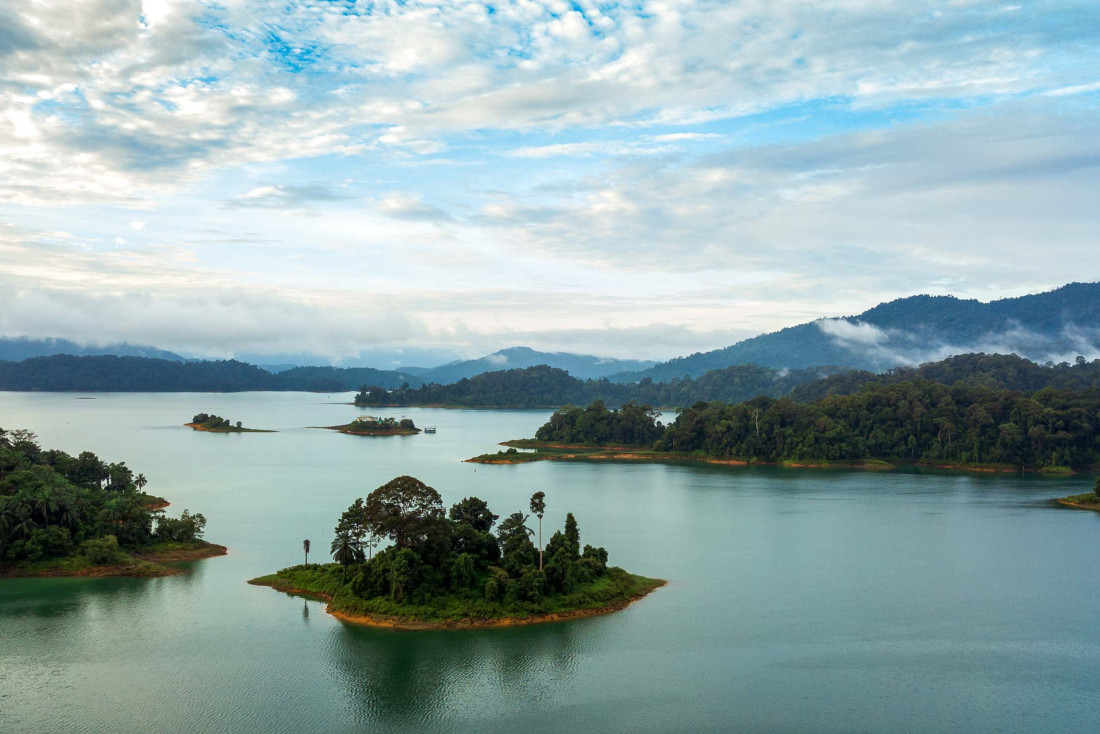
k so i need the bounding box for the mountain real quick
[0,355,419,392]
[0,337,185,362]
[413,346,656,384]
[612,282,1100,382]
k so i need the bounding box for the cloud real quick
[225,184,348,213]
[371,192,451,222]
[817,319,890,346]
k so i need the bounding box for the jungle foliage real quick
[264,477,651,621]
[0,428,206,567]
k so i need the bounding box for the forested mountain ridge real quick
[611,282,1100,381]
[0,355,421,392]
[411,346,655,384]
[0,337,185,363]
[355,363,844,409]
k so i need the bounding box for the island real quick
[186,413,274,432]
[249,476,663,629]
[467,391,1100,476]
[0,427,225,578]
[1057,479,1100,512]
[320,416,420,436]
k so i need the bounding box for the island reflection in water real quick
[322,609,592,730]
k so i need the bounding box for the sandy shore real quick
[249,577,665,631]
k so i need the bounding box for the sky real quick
[1,0,1099,368]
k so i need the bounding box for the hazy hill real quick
[0,336,185,362]
[0,355,418,392]
[612,282,1100,382]
[414,346,655,384]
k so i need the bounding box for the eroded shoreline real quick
[248,575,665,631]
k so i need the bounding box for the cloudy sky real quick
[2,0,1099,366]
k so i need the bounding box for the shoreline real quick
[316,425,420,436]
[185,422,275,433]
[467,441,1084,476]
[1,542,227,579]
[249,575,665,631]
[1055,498,1100,512]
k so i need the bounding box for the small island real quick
[321,416,420,436]
[0,428,225,578]
[186,413,274,433]
[1057,479,1100,512]
[250,476,663,629]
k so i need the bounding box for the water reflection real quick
[325,619,596,731]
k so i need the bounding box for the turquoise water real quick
[1,392,1098,733]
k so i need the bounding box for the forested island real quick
[0,428,224,577]
[186,413,273,433]
[250,476,662,628]
[322,416,420,436]
[469,376,1100,474]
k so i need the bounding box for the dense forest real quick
[0,355,419,392]
[531,379,1100,471]
[0,428,209,570]
[253,477,658,622]
[355,363,841,409]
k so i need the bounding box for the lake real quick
[1,391,1098,733]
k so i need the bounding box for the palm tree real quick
[33,491,58,530]
[330,531,362,582]
[134,474,148,491]
[12,505,38,540]
[303,538,311,565]
[530,491,546,571]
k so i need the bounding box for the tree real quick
[448,496,498,532]
[363,476,445,549]
[330,530,362,581]
[564,512,580,559]
[134,473,147,491]
[530,491,546,570]
[303,538,310,565]
[1095,477,1100,498]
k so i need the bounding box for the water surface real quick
[1,392,1098,733]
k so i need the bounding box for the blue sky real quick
[1,0,1099,367]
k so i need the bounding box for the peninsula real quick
[186,412,274,432]
[0,428,225,578]
[321,416,420,436]
[467,388,1100,476]
[250,476,663,629]
[1057,479,1100,512]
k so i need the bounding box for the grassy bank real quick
[185,422,274,433]
[1056,492,1100,512]
[249,564,664,630]
[1,540,227,578]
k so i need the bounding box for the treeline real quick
[355,363,841,409]
[790,353,1100,402]
[0,355,419,392]
[534,381,1100,470]
[0,429,205,566]
[535,401,664,445]
[328,477,613,608]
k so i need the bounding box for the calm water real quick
[1,392,1098,733]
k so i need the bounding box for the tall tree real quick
[530,491,546,571]
[362,476,445,549]
[303,538,310,565]
[330,530,361,581]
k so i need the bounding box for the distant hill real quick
[414,346,655,384]
[0,337,185,362]
[0,355,419,392]
[612,282,1100,382]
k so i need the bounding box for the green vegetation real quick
[1057,478,1100,510]
[354,363,841,409]
[474,378,1100,473]
[250,476,663,627]
[0,354,418,392]
[188,413,272,432]
[323,416,420,435]
[0,428,223,577]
